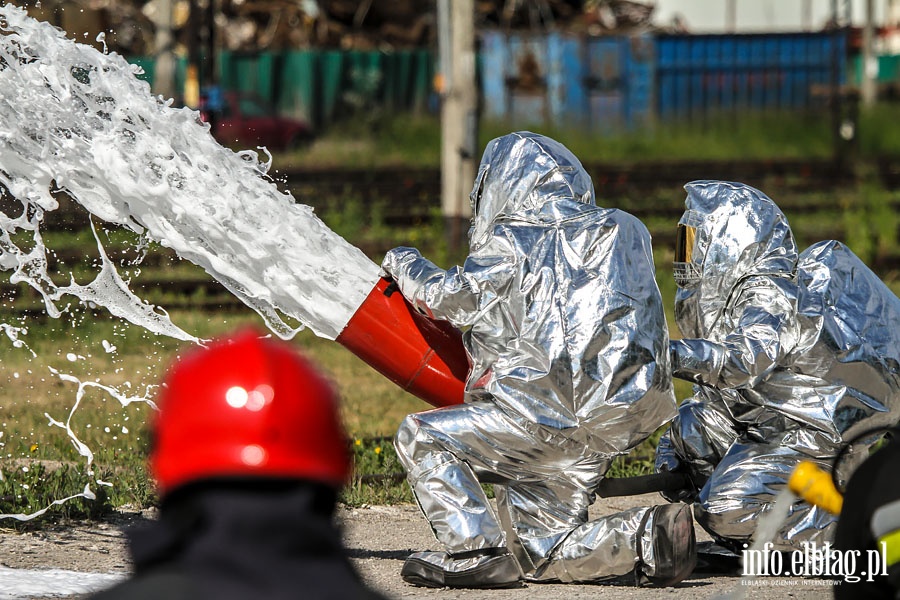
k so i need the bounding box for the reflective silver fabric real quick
[384,132,678,582]
[656,180,900,551]
[396,402,660,581]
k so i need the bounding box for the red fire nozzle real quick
[336,278,468,408]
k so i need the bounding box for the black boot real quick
[401,548,523,589]
[641,503,697,587]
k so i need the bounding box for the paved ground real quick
[0,493,840,599]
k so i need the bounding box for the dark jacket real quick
[834,435,900,600]
[91,480,388,600]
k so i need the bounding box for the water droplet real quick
[240,445,266,466]
[246,390,267,411]
[225,386,248,409]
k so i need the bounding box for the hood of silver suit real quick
[674,181,798,339]
[468,131,595,250]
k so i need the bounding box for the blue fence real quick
[656,32,847,118]
[480,31,655,130]
[128,29,848,131]
[480,29,848,129]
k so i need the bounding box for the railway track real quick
[276,156,863,223]
[12,156,875,232]
[2,157,900,315]
[5,246,900,318]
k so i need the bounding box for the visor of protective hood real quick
[675,223,696,264]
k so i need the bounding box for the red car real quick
[201,91,313,151]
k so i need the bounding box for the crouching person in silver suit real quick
[655,180,900,554]
[382,132,694,588]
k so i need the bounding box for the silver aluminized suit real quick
[655,180,900,552]
[382,132,679,583]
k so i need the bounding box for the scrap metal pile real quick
[7,0,661,54]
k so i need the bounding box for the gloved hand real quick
[381,246,421,281]
[670,338,725,387]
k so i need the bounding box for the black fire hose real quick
[595,471,693,498]
[358,469,695,497]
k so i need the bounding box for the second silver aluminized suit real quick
[655,180,900,552]
[382,132,679,583]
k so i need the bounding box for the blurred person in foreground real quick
[91,329,388,600]
[381,131,692,588]
[655,181,900,554]
[834,426,900,599]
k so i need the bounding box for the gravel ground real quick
[0,493,839,599]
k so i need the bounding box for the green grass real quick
[279,115,444,169]
[0,309,266,521]
[858,104,900,157]
[275,104,900,169]
[480,111,836,162]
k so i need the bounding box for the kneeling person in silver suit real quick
[382,132,694,588]
[655,180,900,554]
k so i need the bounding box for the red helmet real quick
[150,328,350,495]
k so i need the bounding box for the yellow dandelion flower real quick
[374,446,382,455]
[354,439,362,446]
[29,443,38,453]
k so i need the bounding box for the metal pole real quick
[439,0,477,253]
[861,0,877,107]
[151,0,177,101]
[830,0,846,166]
[185,0,200,108]
[437,0,452,92]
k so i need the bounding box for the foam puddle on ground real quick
[0,565,123,599]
